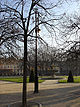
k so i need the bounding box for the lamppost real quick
[34,8,40,93]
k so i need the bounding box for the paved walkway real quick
[0,80,80,107]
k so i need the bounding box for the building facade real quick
[0,57,23,76]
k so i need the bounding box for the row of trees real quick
[27,45,58,75]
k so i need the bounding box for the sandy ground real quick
[0,80,80,107]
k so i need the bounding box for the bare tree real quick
[56,6,80,75]
[0,0,65,106]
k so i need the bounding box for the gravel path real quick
[0,80,80,107]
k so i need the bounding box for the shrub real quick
[67,71,74,83]
[29,70,35,82]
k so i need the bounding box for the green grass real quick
[0,77,44,83]
[59,76,68,79]
[58,76,80,83]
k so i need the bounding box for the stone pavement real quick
[0,80,80,107]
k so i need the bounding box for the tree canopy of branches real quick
[0,0,66,106]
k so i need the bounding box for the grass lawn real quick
[0,77,44,83]
[58,76,80,83]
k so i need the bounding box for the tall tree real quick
[0,0,65,106]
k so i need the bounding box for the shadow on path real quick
[0,83,80,106]
[28,85,80,106]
